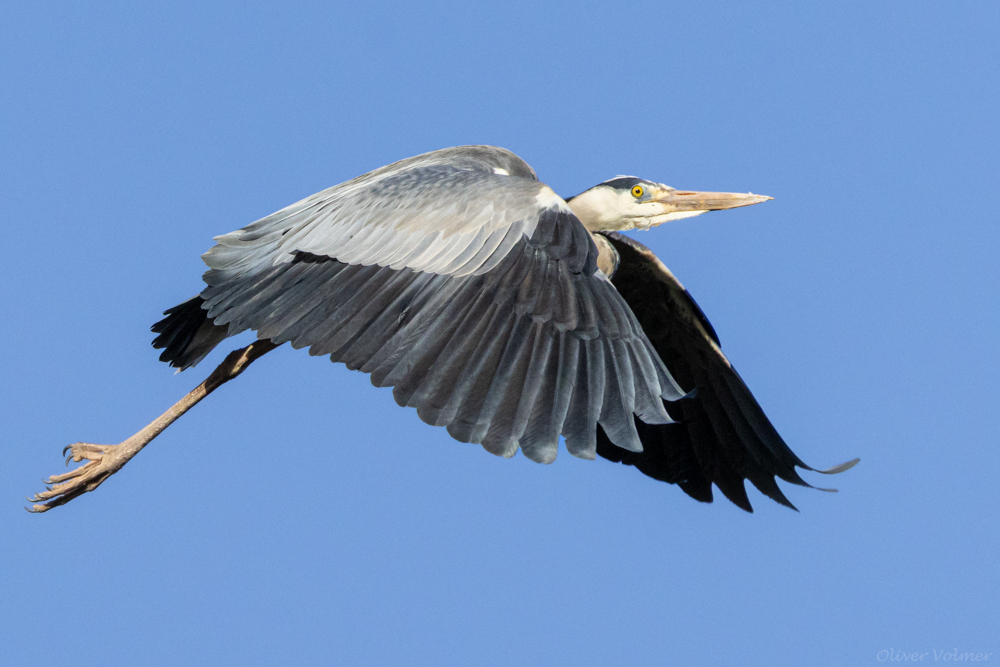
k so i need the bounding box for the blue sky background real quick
[2,2,998,665]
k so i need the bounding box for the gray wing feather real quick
[169,146,688,462]
[203,161,545,279]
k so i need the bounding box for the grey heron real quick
[30,145,857,513]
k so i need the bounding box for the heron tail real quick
[151,296,230,371]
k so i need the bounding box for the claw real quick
[27,501,54,513]
[29,442,120,512]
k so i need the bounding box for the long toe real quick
[28,442,121,512]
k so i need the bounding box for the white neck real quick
[566,188,635,231]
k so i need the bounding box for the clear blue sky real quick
[2,2,998,665]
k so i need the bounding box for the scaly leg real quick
[28,339,279,513]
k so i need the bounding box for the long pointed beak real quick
[654,190,773,212]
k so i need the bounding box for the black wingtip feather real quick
[678,479,714,504]
[596,231,863,512]
[151,297,208,357]
[151,295,228,370]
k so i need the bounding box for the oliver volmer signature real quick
[877,648,993,662]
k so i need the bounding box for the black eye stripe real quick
[600,177,647,191]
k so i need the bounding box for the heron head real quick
[565,176,772,232]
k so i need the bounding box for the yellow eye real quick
[631,185,644,198]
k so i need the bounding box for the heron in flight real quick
[30,146,857,513]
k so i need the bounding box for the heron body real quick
[147,145,856,512]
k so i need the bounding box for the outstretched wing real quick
[595,232,858,511]
[156,146,686,462]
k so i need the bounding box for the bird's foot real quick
[28,443,129,513]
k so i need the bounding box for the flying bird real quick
[30,145,857,513]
